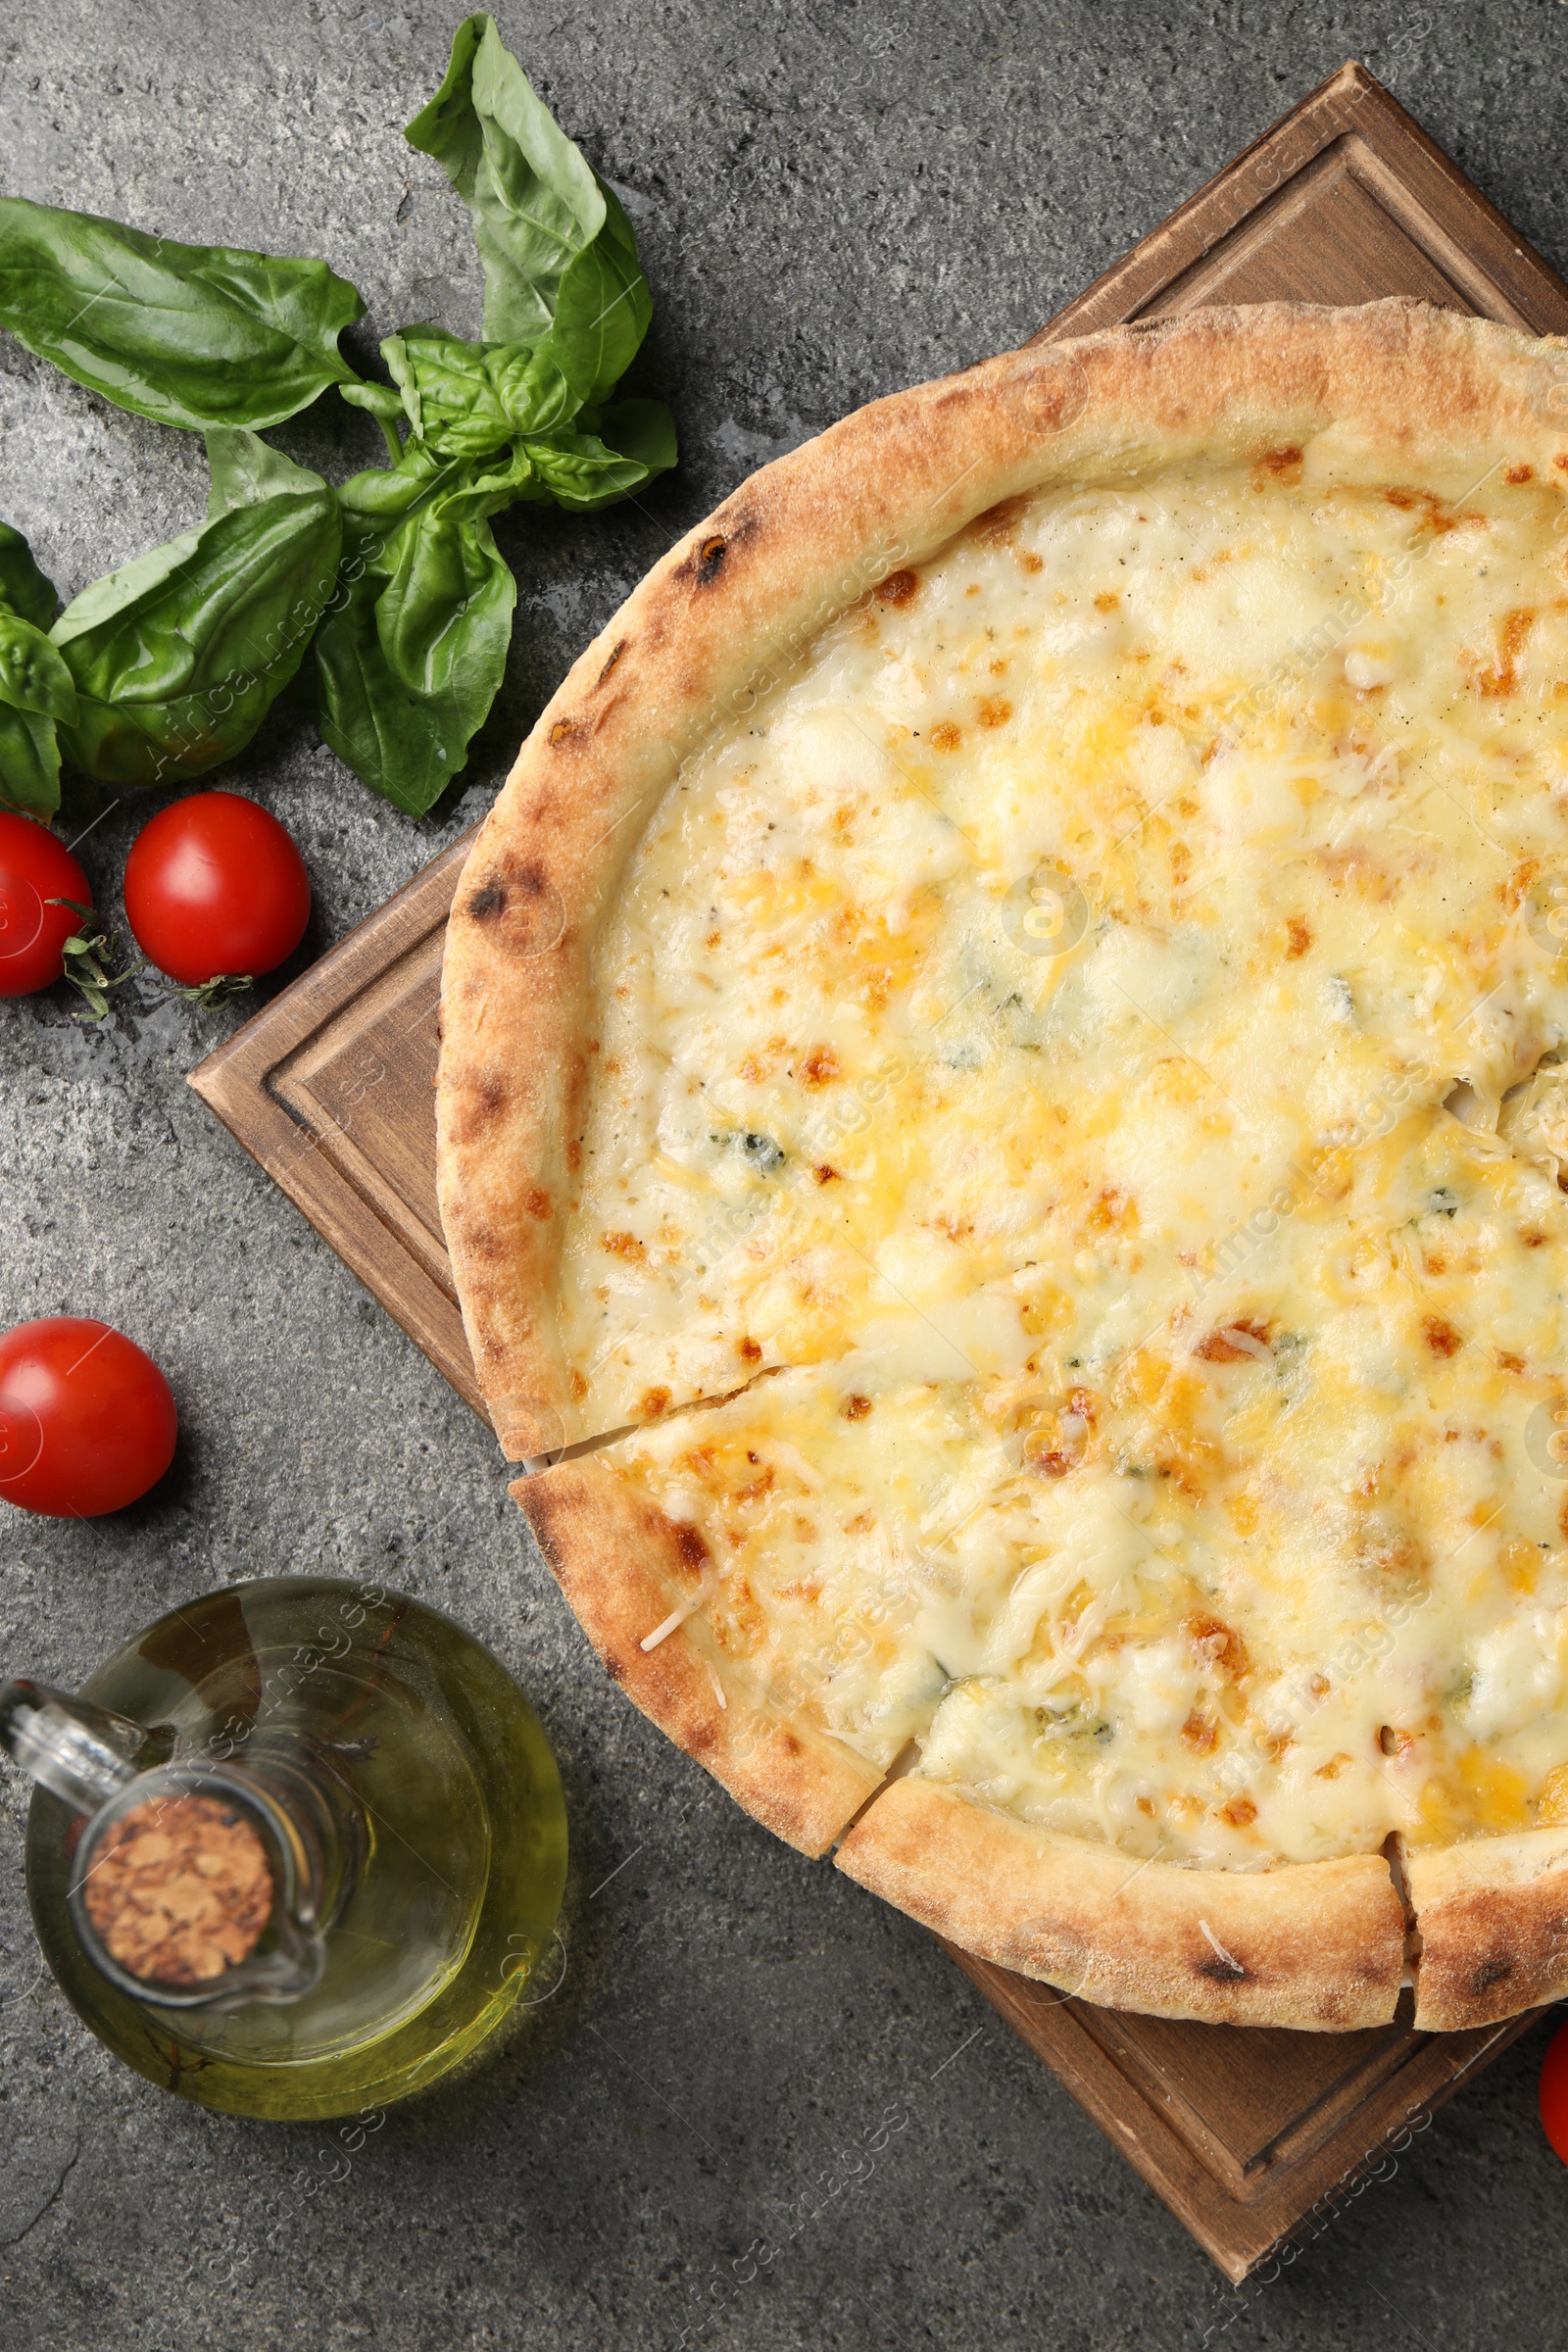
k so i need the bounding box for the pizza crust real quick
[1405,1831,1568,2032]
[835,1777,1406,2030]
[515,1455,882,1856]
[438,296,1566,1459]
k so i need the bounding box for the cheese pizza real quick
[438,300,1568,2030]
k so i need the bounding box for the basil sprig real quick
[53,431,342,791]
[0,522,73,814]
[309,15,675,813]
[0,14,676,821]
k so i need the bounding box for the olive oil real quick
[6,1576,566,2120]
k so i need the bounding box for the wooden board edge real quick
[944,1943,1551,2278]
[187,824,476,1104]
[1036,59,1568,344]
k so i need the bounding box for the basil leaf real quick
[405,14,653,398]
[382,325,578,458]
[511,397,677,512]
[314,452,514,815]
[0,195,364,431]
[52,437,341,789]
[0,612,78,721]
[337,380,406,422]
[375,502,514,700]
[206,426,331,516]
[0,521,61,630]
[0,707,62,816]
[540,196,651,407]
[0,538,70,809]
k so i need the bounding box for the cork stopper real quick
[81,1791,275,1987]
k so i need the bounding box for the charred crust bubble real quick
[464,857,561,956]
[876,568,919,607]
[677,506,758,592]
[1195,1953,1252,1983]
[596,639,628,687]
[549,718,576,747]
[472,1071,510,1124]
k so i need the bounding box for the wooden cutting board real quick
[189,62,1567,2280]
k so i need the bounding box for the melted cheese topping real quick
[559,435,1568,1866]
[601,1105,1568,1860]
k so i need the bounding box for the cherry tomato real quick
[0,1317,177,1518]
[0,812,90,998]
[1542,2018,1568,2164]
[123,791,311,987]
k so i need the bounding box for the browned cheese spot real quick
[1186,1612,1250,1680]
[875,568,919,607]
[842,1395,872,1421]
[738,1336,763,1364]
[1477,607,1537,698]
[973,495,1029,545]
[1287,914,1312,957]
[641,1386,672,1420]
[930,721,962,752]
[674,1518,710,1571]
[1085,1187,1136,1235]
[1194,1318,1272,1363]
[1423,1315,1463,1357]
[602,1231,646,1260]
[1256,446,1303,485]
[798,1047,841,1087]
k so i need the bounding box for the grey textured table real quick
[2,6,1566,2348]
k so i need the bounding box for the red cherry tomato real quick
[1542,2019,1568,2164]
[123,791,311,987]
[0,812,90,998]
[0,1317,177,1518]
